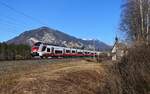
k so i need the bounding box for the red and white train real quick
[31,42,99,58]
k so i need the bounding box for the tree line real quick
[0,42,31,60]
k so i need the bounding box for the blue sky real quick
[0,0,122,45]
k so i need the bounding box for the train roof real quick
[34,42,67,47]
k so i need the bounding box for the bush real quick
[104,44,150,94]
[117,44,150,94]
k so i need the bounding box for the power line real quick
[0,15,34,34]
[0,18,18,27]
[0,1,47,26]
[0,17,27,28]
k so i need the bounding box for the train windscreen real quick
[34,42,42,46]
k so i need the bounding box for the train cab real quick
[31,42,43,57]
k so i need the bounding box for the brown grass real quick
[0,59,111,94]
[1,45,149,94]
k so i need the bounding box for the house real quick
[111,37,127,61]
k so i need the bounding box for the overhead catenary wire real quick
[0,18,21,28]
[0,1,49,35]
[0,16,34,33]
[0,1,48,26]
[0,17,28,28]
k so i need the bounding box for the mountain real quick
[7,27,112,51]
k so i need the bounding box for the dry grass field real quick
[0,59,112,94]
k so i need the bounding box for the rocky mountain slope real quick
[7,27,111,51]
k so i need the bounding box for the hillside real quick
[7,27,111,51]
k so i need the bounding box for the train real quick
[31,42,100,58]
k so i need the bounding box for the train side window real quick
[42,46,46,51]
[47,48,50,52]
[72,50,76,53]
[78,52,83,54]
[55,50,62,54]
[66,50,70,53]
[85,52,88,54]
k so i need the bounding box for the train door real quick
[51,47,54,54]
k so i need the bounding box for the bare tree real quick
[120,0,150,43]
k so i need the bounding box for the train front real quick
[31,42,43,57]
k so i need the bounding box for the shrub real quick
[117,44,150,94]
